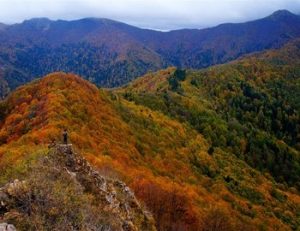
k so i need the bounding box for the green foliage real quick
[168,69,186,93]
[0,148,47,186]
[270,188,287,202]
[189,153,219,178]
[225,178,265,205]
[121,71,300,188]
[273,208,299,230]
[119,40,300,192]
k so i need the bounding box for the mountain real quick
[120,39,300,188]
[0,17,165,98]
[117,39,300,229]
[0,23,7,30]
[0,40,300,230]
[0,10,300,98]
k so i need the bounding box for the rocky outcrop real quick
[0,223,16,231]
[0,145,156,231]
[54,144,155,231]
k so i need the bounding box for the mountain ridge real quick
[2,9,299,31]
[0,10,300,98]
[1,40,300,229]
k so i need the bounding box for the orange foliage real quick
[0,72,299,231]
[132,177,201,231]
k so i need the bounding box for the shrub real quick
[5,155,118,230]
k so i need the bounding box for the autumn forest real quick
[0,8,300,231]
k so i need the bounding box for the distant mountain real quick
[0,23,7,30]
[142,10,300,67]
[0,10,300,97]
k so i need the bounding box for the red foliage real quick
[132,177,201,231]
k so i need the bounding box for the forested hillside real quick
[0,40,300,230]
[120,39,300,189]
[0,10,300,98]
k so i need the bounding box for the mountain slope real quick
[0,68,299,230]
[0,73,207,230]
[116,40,300,229]
[0,10,300,98]
[119,39,300,188]
[0,18,165,97]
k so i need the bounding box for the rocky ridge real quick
[0,144,156,231]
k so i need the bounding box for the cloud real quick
[0,0,299,30]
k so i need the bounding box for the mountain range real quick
[0,37,299,230]
[0,10,300,98]
[0,8,300,230]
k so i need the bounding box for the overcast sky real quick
[0,0,300,30]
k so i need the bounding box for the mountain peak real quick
[268,9,297,19]
[22,17,52,29]
[23,17,52,24]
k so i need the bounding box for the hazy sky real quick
[0,0,300,30]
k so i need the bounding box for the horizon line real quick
[0,9,299,32]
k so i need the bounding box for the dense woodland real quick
[119,40,300,230]
[122,41,300,190]
[0,40,299,230]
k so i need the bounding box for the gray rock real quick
[0,223,17,231]
[7,224,16,231]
